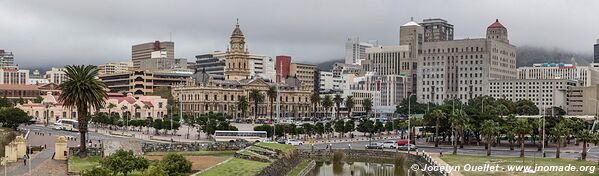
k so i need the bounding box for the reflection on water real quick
[311,160,419,176]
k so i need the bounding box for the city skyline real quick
[0,0,598,67]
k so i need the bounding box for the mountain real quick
[316,59,344,71]
[516,46,593,67]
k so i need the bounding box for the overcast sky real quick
[1,0,598,68]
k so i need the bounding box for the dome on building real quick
[488,19,505,28]
[231,19,244,37]
[402,21,421,27]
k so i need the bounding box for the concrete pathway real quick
[428,152,463,176]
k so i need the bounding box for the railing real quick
[420,150,451,176]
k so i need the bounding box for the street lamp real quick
[407,92,412,154]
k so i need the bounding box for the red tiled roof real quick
[141,101,154,107]
[488,19,505,28]
[115,97,136,104]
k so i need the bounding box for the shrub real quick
[82,167,111,176]
[100,149,149,176]
[143,165,169,176]
[157,153,192,176]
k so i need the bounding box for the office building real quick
[290,63,317,91]
[417,19,517,104]
[275,56,292,83]
[98,61,133,75]
[45,67,67,85]
[319,71,335,92]
[420,18,454,42]
[139,50,189,72]
[248,54,275,81]
[594,39,599,63]
[345,37,377,65]
[331,63,362,77]
[518,63,596,87]
[399,20,424,95]
[132,41,174,67]
[0,66,29,85]
[567,85,599,115]
[362,45,410,76]
[195,51,274,81]
[0,49,14,67]
[99,70,191,96]
[489,79,576,112]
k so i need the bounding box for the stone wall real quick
[69,147,103,156]
[297,160,316,176]
[256,153,302,176]
[141,142,250,153]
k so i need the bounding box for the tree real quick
[267,86,277,120]
[449,110,467,155]
[0,108,33,129]
[142,165,168,176]
[374,121,384,136]
[333,94,343,119]
[427,109,445,147]
[577,129,594,160]
[334,120,345,137]
[237,96,249,120]
[310,92,321,118]
[33,96,44,103]
[100,149,149,176]
[324,122,333,138]
[384,121,393,135]
[322,95,333,118]
[153,119,164,135]
[315,122,325,138]
[345,96,354,118]
[249,89,264,123]
[15,97,25,105]
[363,98,373,117]
[480,120,499,156]
[515,99,538,115]
[0,96,12,108]
[513,119,530,157]
[551,121,570,158]
[254,124,274,137]
[344,120,355,137]
[59,65,107,158]
[157,153,192,176]
[82,167,112,176]
[107,103,117,116]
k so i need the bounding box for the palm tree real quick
[59,65,107,158]
[249,90,264,123]
[345,96,354,118]
[310,92,321,118]
[237,96,249,120]
[107,103,116,116]
[333,94,343,119]
[577,129,594,160]
[363,98,373,117]
[428,109,445,147]
[513,119,530,158]
[449,109,466,155]
[321,95,333,118]
[267,86,277,120]
[480,120,499,156]
[551,121,570,158]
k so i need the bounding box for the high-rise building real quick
[99,70,190,96]
[0,66,29,85]
[248,54,275,81]
[98,61,133,75]
[489,79,575,112]
[195,51,227,80]
[45,67,67,85]
[345,37,376,65]
[417,19,517,104]
[420,18,454,42]
[132,41,174,67]
[594,39,599,63]
[567,85,599,115]
[139,50,189,72]
[362,45,410,76]
[290,63,317,91]
[399,20,424,95]
[275,56,292,83]
[517,63,597,87]
[0,49,14,67]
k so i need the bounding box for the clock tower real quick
[224,20,251,80]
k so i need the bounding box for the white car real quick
[381,140,397,149]
[286,139,303,146]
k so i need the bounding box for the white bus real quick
[53,119,79,132]
[213,130,267,142]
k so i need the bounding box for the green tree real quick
[142,165,168,176]
[363,98,373,117]
[157,153,192,176]
[0,96,12,107]
[345,96,354,118]
[324,122,333,138]
[322,95,333,118]
[237,96,249,120]
[310,92,321,118]
[15,97,25,105]
[374,121,384,136]
[254,124,273,137]
[315,122,325,138]
[384,121,393,135]
[106,103,117,116]
[515,99,539,115]
[577,129,594,160]
[551,121,570,158]
[344,120,355,136]
[480,120,499,156]
[58,65,107,158]
[33,96,44,103]
[427,109,445,147]
[0,108,33,129]
[449,110,467,155]
[82,167,111,176]
[267,86,277,120]
[513,119,530,157]
[249,89,264,123]
[333,94,343,119]
[101,149,149,176]
[334,120,345,137]
[153,119,164,135]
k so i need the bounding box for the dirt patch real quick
[145,155,231,171]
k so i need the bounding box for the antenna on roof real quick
[410,17,414,21]
[169,32,172,42]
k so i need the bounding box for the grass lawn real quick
[248,146,274,153]
[256,142,296,155]
[287,159,310,176]
[237,150,270,160]
[144,150,236,157]
[441,154,599,176]
[69,156,102,173]
[199,158,271,176]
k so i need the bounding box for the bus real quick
[53,119,79,132]
[213,130,267,142]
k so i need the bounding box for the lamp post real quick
[407,92,412,154]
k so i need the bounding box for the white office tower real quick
[345,37,376,65]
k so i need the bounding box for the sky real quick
[1,0,598,68]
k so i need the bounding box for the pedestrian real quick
[439,149,443,157]
[23,154,28,166]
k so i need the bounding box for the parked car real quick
[381,140,397,149]
[396,140,414,146]
[365,142,383,149]
[398,144,417,151]
[286,139,303,146]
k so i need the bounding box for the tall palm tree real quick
[249,90,264,123]
[428,109,445,147]
[107,103,116,116]
[449,109,466,155]
[551,121,570,158]
[513,118,530,158]
[577,129,594,160]
[345,96,354,118]
[333,94,343,119]
[59,65,107,158]
[237,95,249,120]
[267,86,277,120]
[480,120,499,156]
[363,98,373,117]
[322,95,333,118]
[310,92,321,118]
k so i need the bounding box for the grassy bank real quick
[441,154,599,176]
[287,159,311,176]
[69,156,102,173]
[198,158,271,176]
[144,150,236,157]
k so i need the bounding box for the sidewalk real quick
[428,152,463,176]
[91,127,211,143]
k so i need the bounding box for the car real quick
[286,139,303,146]
[398,144,417,151]
[381,140,397,149]
[396,140,412,146]
[365,142,383,149]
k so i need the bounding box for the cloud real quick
[0,0,597,67]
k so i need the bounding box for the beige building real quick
[517,63,598,87]
[99,70,190,97]
[224,21,252,81]
[489,79,576,113]
[362,45,410,76]
[98,61,133,75]
[290,63,316,91]
[45,67,67,85]
[0,66,29,85]
[567,85,599,115]
[132,41,174,67]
